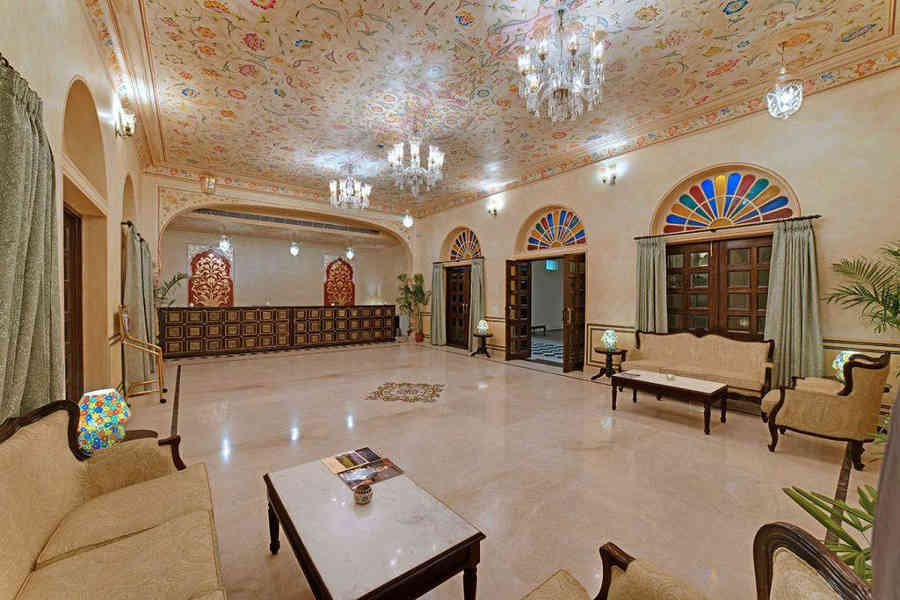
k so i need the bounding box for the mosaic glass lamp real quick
[832,351,860,383]
[77,388,131,454]
[476,319,490,335]
[601,329,618,351]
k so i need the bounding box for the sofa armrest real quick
[770,388,872,440]
[83,431,184,498]
[597,543,707,600]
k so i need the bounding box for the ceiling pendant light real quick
[329,165,371,211]
[516,1,605,122]
[218,234,231,252]
[402,212,414,229]
[767,42,803,120]
[345,246,355,261]
[388,131,444,197]
[289,241,300,256]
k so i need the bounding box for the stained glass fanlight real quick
[450,229,482,260]
[526,208,586,250]
[662,171,795,234]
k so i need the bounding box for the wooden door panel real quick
[562,254,586,372]
[445,266,471,349]
[63,207,83,403]
[505,260,531,360]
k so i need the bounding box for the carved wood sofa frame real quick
[634,329,775,403]
[754,522,871,600]
[761,352,890,470]
[0,400,185,469]
[596,543,635,600]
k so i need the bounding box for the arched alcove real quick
[650,163,801,235]
[440,227,483,261]
[122,175,137,223]
[514,205,587,254]
[63,79,108,200]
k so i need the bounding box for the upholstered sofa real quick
[0,401,226,600]
[621,330,774,401]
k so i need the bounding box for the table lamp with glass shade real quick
[601,329,618,351]
[476,319,490,335]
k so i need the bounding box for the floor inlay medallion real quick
[366,382,446,403]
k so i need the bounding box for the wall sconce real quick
[345,246,355,260]
[601,163,617,185]
[289,241,301,256]
[402,212,414,229]
[201,175,216,195]
[115,110,136,137]
[486,197,502,217]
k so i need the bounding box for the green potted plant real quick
[783,240,898,585]
[153,272,187,307]
[397,273,432,343]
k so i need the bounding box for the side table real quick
[471,333,493,358]
[590,348,627,380]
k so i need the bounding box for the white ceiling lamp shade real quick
[402,212,414,229]
[767,43,803,120]
[201,175,216,195]
[345,246,355,261]
[218,234,231,253]
[289,241,301,256]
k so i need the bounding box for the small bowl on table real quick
[353,481,374,505]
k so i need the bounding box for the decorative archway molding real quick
[514,205,587,257]
[649,162,802,236]
[62,77,108,202]
[440,227,483,261]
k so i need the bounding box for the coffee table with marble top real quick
[610,369,728,435]
[264,460,486,600]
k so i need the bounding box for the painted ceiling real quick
[105,0,898,213]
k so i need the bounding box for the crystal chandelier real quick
[329,167,371,211]
[766,43,803,120]
[387,136,444,197]
[516,2,605,122]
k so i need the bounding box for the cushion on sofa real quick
[0,411,87,600]
[621,360,667,372]
[37,464,213,566]
[83,436,176,499]
[521,569,590,600]
[793,377,844,395]
[660,365,762,393]
[19,511,222,600]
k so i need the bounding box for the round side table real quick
[471,333,493,358]
[590,348,627,380]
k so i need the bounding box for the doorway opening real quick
[63,205,84,403]
[505,253,586,372]
[446,265,471,349]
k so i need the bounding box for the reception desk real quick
[158,305,396,358]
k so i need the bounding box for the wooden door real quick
[665,242,716,332]
[562,253,586,372]
[715,237,772,340]
[505,260,531,360]
[445,266,471,349]
[63,206,84,403]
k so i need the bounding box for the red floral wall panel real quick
[188,248,234,307]
[324,258,354,306]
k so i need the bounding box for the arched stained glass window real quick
[661,168,796,234]
[526,208,586,250]
[450,229,482,260]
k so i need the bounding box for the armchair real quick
[760,352,890,470]
[754,522,871,600]
[521,543,707,600]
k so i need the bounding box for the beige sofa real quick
[0,401,226,600]
[621,330,774,401]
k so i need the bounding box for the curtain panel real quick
[468,261,485,353]
[763,220,824,387]
[123,230,155,386]
[430,264,446,345]
[0,62,64,421]
[635,238,668,333]
[873,389,900,600]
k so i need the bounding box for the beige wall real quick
[161,229,407,307]
[418,68,900,371]
[1,0,149,391]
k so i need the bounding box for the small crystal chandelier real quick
[767,43,803,120]
[289,241,300,256]
[517,1,605,122]
[329,166,371,211]
[402,212,414,229]
[387,134,444,197]
[345,246,355,261]
[218,234,231,252]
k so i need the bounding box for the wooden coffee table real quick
[610,369,728,435]
[264,460,486,600]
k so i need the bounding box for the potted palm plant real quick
[396,273,431,343]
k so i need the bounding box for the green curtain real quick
[123,229,151,386]
[140,239,157,351]
[635,238,668,333]
[468,260,485,353]
[0,61,64,421]
[763,220,823,386]
[873,388,900,599]
[430,264,445,345]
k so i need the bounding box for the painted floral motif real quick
[251,0,276,8]
[242,32,265,51]
[324,258,354,306]
[188,248,234,306]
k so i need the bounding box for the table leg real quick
[483,340,491,359]
[632,387,637,403]
[703,403,711,435]
[268,503,280,554]
[464,567,478,600]
[720,393,727,424]
[611,384,618,410]
[590,367,608,380]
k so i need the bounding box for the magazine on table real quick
[338,458,403,489]
[321,447,383,474]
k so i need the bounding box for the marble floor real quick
[129,344,877,599]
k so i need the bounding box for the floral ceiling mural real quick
[99,0,898,213]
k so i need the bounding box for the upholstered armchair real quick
[760,352,890,469]
[521,543,708,600]
[754,522,871,600]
